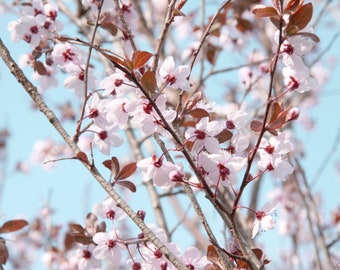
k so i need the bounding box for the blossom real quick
[159,56,191,91]
[92,230,125,265]
[51,43,83,71]
[64,65,97,97]
[181,247,209,269]
[92,124,124,155]
[99,72,134,97]
[185,117,223,154]
[76,244,102,270]
[282,65,318,93]
[93,196,127,221]
[137,155,178,189]
[252,201,279,238]
[128,94,176,137]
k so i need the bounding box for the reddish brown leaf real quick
[132,50,153,70]
[204,264,222,270]
[34,61,47,75]
[73,235,93,245]
[99,13,118,36]
[85,213,98,236]
[69,223,85,234]
[268,102,281,124]
[0,219,28,234]
[288,3,313,31]
[116,180,137,192]
[115,162,137,181]
[102,157,120,178]
[250,120,263,132]
[63,232,75,251]
[252,5,279,18]
[236,18,254,32]
[285,0,302,14]
[100,51,126,67]
[215,129,233,144]
[206,245,224,270]
[0,238,8,265]
[141,70,157,93]
[188,108,210,118]
[77,151,89,164]
[206,43,220,65]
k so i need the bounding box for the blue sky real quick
[0,2,340,269]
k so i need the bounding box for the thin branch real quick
[151,0,177,72]
[188,0,232,79]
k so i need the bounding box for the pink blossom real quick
[99,72,134,97]
[64,65,97,97]
[137,155,178,189]
[92,230,125,265]
[181,246,209,269]
[51,43,83,71]
[92,124,124,155]
[252,201,279,238]
[185,117,223,154]
[159,56,191,91]
[76,244,102,270]
[93,196,127,221]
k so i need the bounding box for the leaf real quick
[236,18,253,33]
[73,234,93,245]
[285,0,302,14]
[69,223,85,234]
[115,162,137,181]
[63,232,75,251]
[141,71,157,93]
[100,51,126,67]
[250,120,263,133]
[34,61,47,75]
[0,219,28,234]
[102,157,120,178]
[188,108,210,118]
[215,129,233,144]
[206,245,224,270]
[268,102,281,124]
[252,5,279,18]
[288,3,313,31]
[116,180,137,192]
[84,213,98,236]
[132,50,153,70]
[77,151,89,164]
[0,238,8,265]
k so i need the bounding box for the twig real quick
[151,0,177,72]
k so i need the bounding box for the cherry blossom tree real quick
[0,0,339,269]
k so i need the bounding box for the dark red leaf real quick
[188,108,210,118]
[69,223,85,234]
[0,219,28,234]
[250,120,263,133]
[141,71,157,93]
[0,238,8,265]
[64,232,75,251]
[268,102,281,124]
[115,162,137,180]
[288,3,313,31]
[285,0,302,14]
[73,235,93,245]
[100,51,126,67]
[34,61,47,75]
[102,157,120,178]
[252,6,279,18]
[132,50,153,70]
[116,180,137,192]
[77,151,89,164]
[206,245,224,269]
[215,129,233,144]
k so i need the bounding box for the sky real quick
[0,1,340,269]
